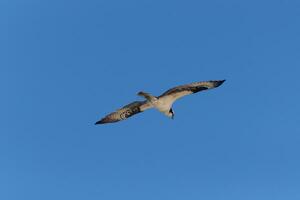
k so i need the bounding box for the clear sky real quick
[1,0,300,199]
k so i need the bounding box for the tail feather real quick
[137,91,157,102]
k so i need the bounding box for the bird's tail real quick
[137,91,157,102]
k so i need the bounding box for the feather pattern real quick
[158,80,225,104]
[95,101,152,124]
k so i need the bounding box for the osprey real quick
[95,80,225,124]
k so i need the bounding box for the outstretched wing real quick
[95,100,153,124]
[159,80,225,104]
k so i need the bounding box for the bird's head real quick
[168,108,175,119]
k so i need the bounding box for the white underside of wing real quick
[158,90,192,106]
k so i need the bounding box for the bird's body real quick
[137,92,171,117]
[95,80,225,124]
[154,98,173,116]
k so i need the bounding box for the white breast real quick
[153,98,172,114]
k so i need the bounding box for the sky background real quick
[1,0,300,199]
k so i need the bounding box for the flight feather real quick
[158,80,225,103]
[95,101,152,124]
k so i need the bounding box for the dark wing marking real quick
[159,80,225,103]
[95,100,152,124]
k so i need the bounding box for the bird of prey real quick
[95,80,225,124]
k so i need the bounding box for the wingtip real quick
[95,118,107,125]
[95,120,103,125]
[215,79,226,87]
[95,116,119,125]
[137,91,144,96]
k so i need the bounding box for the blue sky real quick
[1,0,300,199]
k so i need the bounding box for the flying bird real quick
[95,80,225,124]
